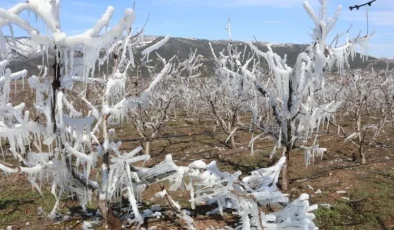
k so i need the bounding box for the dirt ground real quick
[1,116,394,230]
[1,80,394,229]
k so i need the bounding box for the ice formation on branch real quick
[336,67,394,164]
[99,150,318,229]
[244,0,373,165]
[173,156,317,229]
[200,29,260,149]
[0,0,171,221]
[0,0,320,229]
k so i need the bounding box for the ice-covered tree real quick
[0,60,29,159]
[245,0,373,190]
[202,24,258,149]
[129,50,202,155]
[337,67,394,164]
[0,0,175,227]
[0,1,320,229]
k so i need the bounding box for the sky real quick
[0,0,393,58]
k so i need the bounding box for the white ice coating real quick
[24,0,60,32]
[0,162,18,173]
[0,1,135,80]
[182,156,317,229]
[84,6,115,37]
[0,60,9,71]
[0,0,322,228]
[0,61,45,159]
[141,35,171,61]
[243,0,373,167]
[145,63,171,93]
[99,151,317,229]
[0,0,139,215]
[304,145,327,167]
[105,77,126,100]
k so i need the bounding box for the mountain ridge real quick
[2,36,393,76]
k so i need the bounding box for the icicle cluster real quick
[153,155,318,229]
[245,0,373,162]
[198,33,264,149]
[0,0,172,219]
[0,0,322,228]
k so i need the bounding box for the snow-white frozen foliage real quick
[2,0,368,229]
[239,0,373,190]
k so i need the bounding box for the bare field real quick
[1,111,394,229]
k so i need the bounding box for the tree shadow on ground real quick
[140,204,238,230]
[204,153,271,175]
[0,199,35,214]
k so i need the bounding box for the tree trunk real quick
[359,146,366,165]
[98,201,122,230]
[174,108,177,120]
[98,115,122,230]
[51,48,61,134]
[106,210,122,230]
[230,134,236,149]
[352,151,357,162]
[281,148,291,191]
[144,141,150,155]
[356,114,366,164]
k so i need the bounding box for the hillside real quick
[2,36,393,76]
